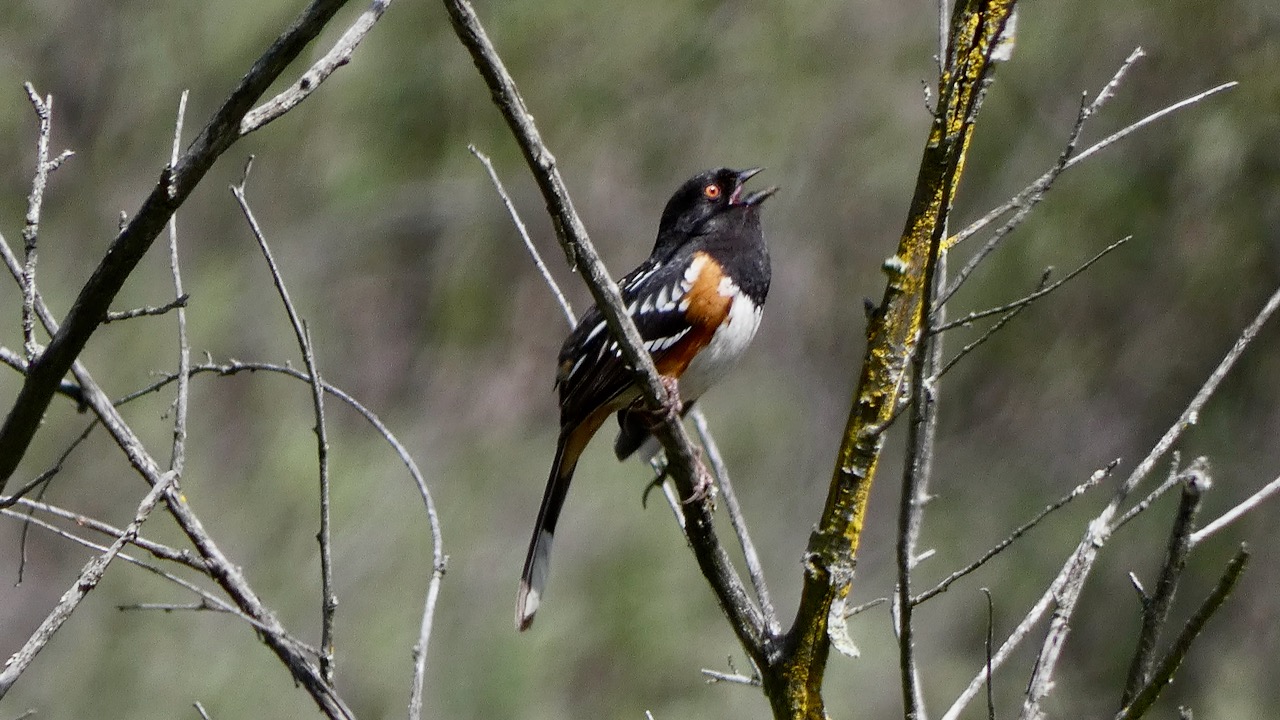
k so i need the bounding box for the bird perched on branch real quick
[517,167,776,631]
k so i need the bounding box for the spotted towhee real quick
[516,167,776,631]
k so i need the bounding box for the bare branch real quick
[231,163,338,683]
[0,345,83,402]
[914,460,1115,606]
[166,90,192,478]
[982,588,996,720]
[1192,473,1280,547]
[1115,546,1249,720]
[895,248,952,720]
[943,73,1235,302]
[103,294,190,323]
[241,0,394,135]
[701,656,762,686]
[0,506,301,646]
[945,281,1280,720]
[935,235,1131,334]
[20,83,71,362]
[1121,461,1210,706]
[114,355,445,720]
[0,0,361,492]
[8,496,206,572]
[692,408,779,635]
[0,421,97,512]
[469,145,575,326]
[934,270,1044,380]
[1111,281,1280,533]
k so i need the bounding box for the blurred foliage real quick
[1,0,1278,718]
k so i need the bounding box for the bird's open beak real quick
[730,167,778,206]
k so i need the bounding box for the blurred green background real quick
[1,1,1278,718]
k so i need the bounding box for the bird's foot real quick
[682,451,717,506]
[659,375,683,421]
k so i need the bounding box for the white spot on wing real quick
[656,284,673,312]
[583,320,607,344]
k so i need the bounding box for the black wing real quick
[555,256,696,428]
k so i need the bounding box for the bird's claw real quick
[659,376,683,421]
[682,457,717,506]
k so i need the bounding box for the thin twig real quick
[913,460,1115,605]
[103,295,190,323]
[1191,473,1280,547]
[20,83,65,361]
[231,161,338,684]
[943,72,1235,303]
[896,248,951,720]
[241,0,394,135]
[469,145,574,326]
[1115,546,1249,720]
[700,655,762,686]
[0,168,351,716]
[1121,461,1210,705]
[935,236,1131,334]
[7,496,207,572]
[981,588,996,720]
[194,701,213,720]
[701,669,763,686]
[949,76,1236,255]
[934,269,1045,380]
[0,421,97,511]
[692,409,778,635]
[167,90,191,478]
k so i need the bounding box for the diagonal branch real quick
[442,0,768,664]
[1115,546,1249,720]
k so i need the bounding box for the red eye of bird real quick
[703,183,721,199]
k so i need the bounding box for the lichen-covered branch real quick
[775,3,1017,717]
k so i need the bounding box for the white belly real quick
[679,291,763,402]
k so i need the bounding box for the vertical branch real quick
[167,90,192,475]
[19,84,73,362]
[230,162,338,683]
[1120,462,1209,705]
[895,258,944,720]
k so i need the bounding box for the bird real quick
[516,167,776,631]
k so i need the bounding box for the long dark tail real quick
[516,433,578,631]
